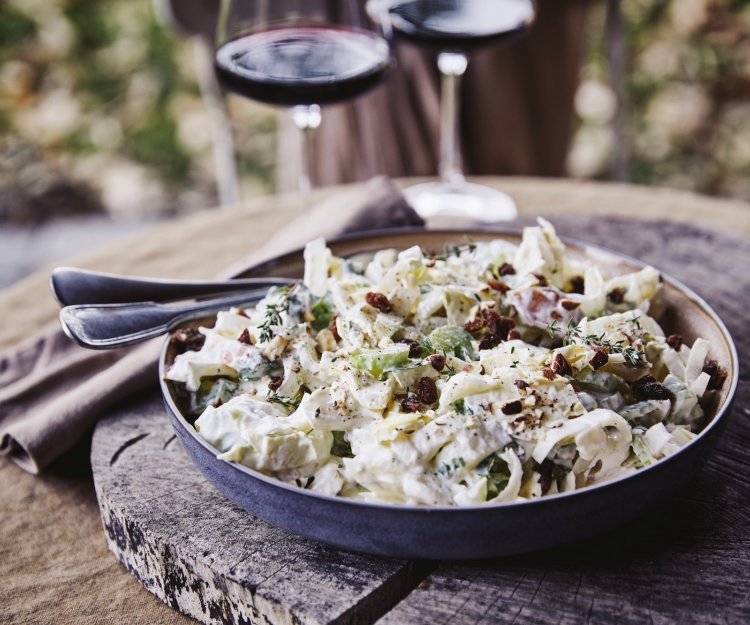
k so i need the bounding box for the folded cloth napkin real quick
[0,177,423,474]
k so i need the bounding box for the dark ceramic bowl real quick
[158,229,738,559]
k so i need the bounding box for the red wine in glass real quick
[215,26,391,107]
[388,0,534,50]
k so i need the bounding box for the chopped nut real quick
[542,367,556,381]
[417,377,438,404]
[329,316,341,342]
[552,353,573,377]
[365,291,394,313]
[501,400,523,415]
[237,328,252,345]
[429,354,446,371]
[560,300,580,311]
[267,377,283,391]
[666,334,683,351]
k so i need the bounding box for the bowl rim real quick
[159,226,739,513]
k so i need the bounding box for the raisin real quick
[632,376,674,401]
[365,291,394,313]
[429,354,446,371]
[399,338,423,358]
[487,279,510,293]
[479,335,501,350]
[417,377,438,404]
[589,348,609,370]
[561,300,580,311]
[552,353,573,377]
[608,288,625,304]
[401,394,421,413]
[237,328,252,345]
[702,360,727,391]
[482,309,515,340]
[267,377,283,391]
[172,328,205,353]
[498,262,516,276]
[502,400,523,415]
[666,334,683,350]
[514,379,529,390]
[507,328,522,341]
[569,275,585,294]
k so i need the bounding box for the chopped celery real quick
[425,325,477,361]
[350,344,410,379]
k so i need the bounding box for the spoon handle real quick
[51,266,293,306]
[59,290,270,349]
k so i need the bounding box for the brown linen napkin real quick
[0,177,423,474]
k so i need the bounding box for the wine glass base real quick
[404,181,518,222]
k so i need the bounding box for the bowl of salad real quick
[159,220,737,559]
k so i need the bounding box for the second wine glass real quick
[387,0,537,221]
[215,0,392,198]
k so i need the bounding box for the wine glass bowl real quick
[215,0,392,197]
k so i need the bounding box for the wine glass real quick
[386,0,536,221]
[215,0,392,199]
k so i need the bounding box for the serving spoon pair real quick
[52,267,293,349]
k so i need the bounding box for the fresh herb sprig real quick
[549,318,646,366]
[258,285,297,343]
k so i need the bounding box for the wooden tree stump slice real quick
[92,217,750,625]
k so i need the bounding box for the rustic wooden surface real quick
[91,216,750,625]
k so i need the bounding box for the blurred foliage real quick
[0,0,276,223]
[1,0,749,224]
[570,0,750,200]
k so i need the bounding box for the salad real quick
[165,219,727,506]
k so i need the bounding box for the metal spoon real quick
[51,266,293,306]
[59,289,273,350]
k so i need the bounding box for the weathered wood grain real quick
[378,218,750,625]
[92,217,750,625]
[91,394,428,625]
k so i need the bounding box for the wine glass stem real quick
[437,51,468,188]
[290,104,322,203]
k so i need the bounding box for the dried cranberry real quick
[589,348,609,370]
[172,328,205,353]
[552,353,573,377]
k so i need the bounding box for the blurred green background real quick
[0,0,749,224]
